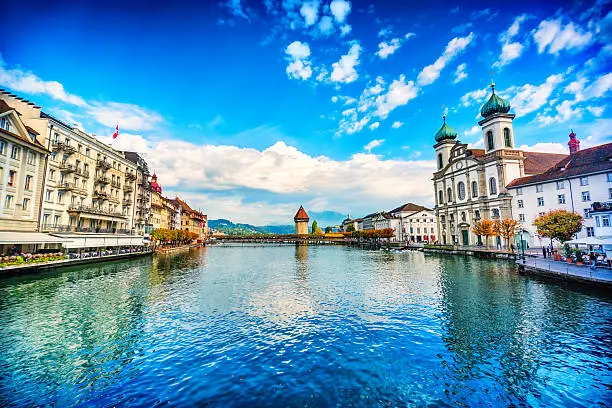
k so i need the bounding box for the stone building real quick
[124,151,152,236]
[432,84,565,247]
[173,197,207,240]
[294,206,309,235]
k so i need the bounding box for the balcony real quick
[51,140,63,151]
[111,180,122,189]
[60,163,76,173]
[67,205,127,218]
[93,191,108,200]
[73,186,88,195]
[108,196,121,204]
[75,167,90,178]
[57,182,75,190]
[63,144,76,155]
[123,184,134,193]
[592,201,612,213]
[123,199,133,206]
[95,176,110,185]
[125,172,137,181]
[96,159,112,170]
[41,224,136,234]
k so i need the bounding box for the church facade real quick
[432,84,565,247]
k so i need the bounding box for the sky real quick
[0,0,611,225]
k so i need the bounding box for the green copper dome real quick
[480,83,511,118]
[434,115,457,142]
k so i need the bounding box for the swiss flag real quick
[200,221,205,228]
[112,124,119,139]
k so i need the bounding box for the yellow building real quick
[149,173,164,230]
[173,197,207,241]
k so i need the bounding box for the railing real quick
[57,182,75,190]
[51,140,63,150]
[123,199,133,206]
[93,191,108,200]
[108,196,121,204]
[59,163,76,173]
[41,224,136,235]
[73,186,88,195]
[95,176,110,184]
[75,168,90,178]
[111,180,122,188]
[96,159,111,170]
[67,205,127,218]
[63,144,76,154]
[123,184,134,193]
[125,172,137,181]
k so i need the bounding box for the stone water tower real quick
[294,206,310,235]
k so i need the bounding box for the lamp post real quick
[516,229,526,264]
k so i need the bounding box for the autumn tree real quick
[472,219,495,247]
[534,210,583,243]
[494,219,520,250]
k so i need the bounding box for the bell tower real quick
[478,83,516,153]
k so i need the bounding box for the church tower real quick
[433,114,457,171]
[294,206,310,235]
[568,129,580,154]
[478,83,515,152]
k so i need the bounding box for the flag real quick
[200,221,205,228]
[112,124,119,139]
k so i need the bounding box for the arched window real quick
[489,177,497,195]
[504,128,511,147]
[461,211,466,222]
[487,130,494,151]
[474,210,481,220]
[472,181,478,198]
[447,187,453,203]
[437,153,443,169]
[457,181,466,200]
[439,190,444,204]
[492,208,500,218]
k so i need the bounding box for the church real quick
[432,83,566,246]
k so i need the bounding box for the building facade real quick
[174,197,207,239]
[0,99,49,231]
[124,152,152,236]
[432,84,566,247]
[508,136,612,247]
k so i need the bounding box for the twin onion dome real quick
[434,114,458,142]
[480,82,511,118]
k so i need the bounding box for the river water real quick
[0,245,611,407]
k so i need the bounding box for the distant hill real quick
[209,211,345,236]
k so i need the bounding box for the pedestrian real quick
[542,246,547,258]
[590,253,597,270]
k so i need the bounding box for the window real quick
[447,187,453,202]
[516,187,523,196]
[603,216,610,227]
[27,151,36,165]
[57,191,64,204]
[536,184,543,193]
[487,130,494,150]
[537,197,545,206]
[8,170,16,186]
[0,139,5,155]
[42,214,50,226]
[54,215,60,226]
[519,214,525,222]
[556,181,565,189]
[49,169,55,181]
[22,198,30,211]
[504,128,511,147]
[10,146,20,160]
[518,199,524,208]
[474,210,481,220]
[472,181,478,197]
[441,215,446,223]
[86,148,90,157]
[596,216,601,227]
[4,195,13,209]
[45,189,53,202]
[492,208,500,218]
[489,177,497,195]
[607,172,612,182]
[584,209,591,218]
[0,117,7,130]
[586,227,594,237]
[24,175,32,190]
[461,212,466,222]
[609,188,612,199]
[558,194,566,204]
[437,153,443,169]
[457,182,466,200]
[580,176,589,186]
[51,151,58,161]
[582,191,591,202]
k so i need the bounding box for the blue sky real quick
[1,0,611,224]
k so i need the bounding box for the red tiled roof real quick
[508,143,612,187]
[0,100,12,114]
[0,126,46,149]
[389,202,431,214]
[467,149,485,158]
[294,206,309,221]
[523,151,567,175]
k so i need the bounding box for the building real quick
[0,99,49,231]
[432,83,566,247]
[507,136,612,247]
[388,203,437,243]
[173,197,207,240]
[149,173,164,230]
[340,216,358,232]
[1,91,139,235]
[163,196,180,230]
[124,152,152,236]
[294,206,309,235]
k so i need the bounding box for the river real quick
[0,245,611,407]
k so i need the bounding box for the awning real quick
[566,236,612,246]
[0,232,72,245]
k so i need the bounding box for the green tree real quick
[325,226,332,233]
[534,210,583,243]
[346,224,355,232]
[311,220,318,234]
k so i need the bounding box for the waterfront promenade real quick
[517,257,612,286]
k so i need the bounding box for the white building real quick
[507,134,612,247]
[432,84,566,247]
[388,203,437,243]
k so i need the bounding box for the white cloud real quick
[500,14,528,43]
[364,138,384,151]
[460,88,488,107]
[454,63,467,84]
[494,42,525,68]
[374,75,419,118]
[378,27,392,37]
[417,33,474,86]
[340,24,352,36]
[329,0,351,23]
[508,73,564,116]
[518,142,568,154]
[534,99,583,126]
[300,1,320,27]
[317,15,335,35]
[587,105,605,116]
[285,41,313,80]
[584,72,612,98]
[462,125,480,136]
[224,0,250,20]
[391,121,403,129]
[533,18,593,54]
[87,102,163,131]
[375,38,401,59]
[330,42,361,83]
[368,122,380,131]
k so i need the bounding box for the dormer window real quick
[0,117,9,131]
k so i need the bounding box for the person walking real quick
[542,246,547,258]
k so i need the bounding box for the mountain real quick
[209,211,345,236]
[308,210,346,227]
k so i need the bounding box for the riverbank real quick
[517,257,612,287]
[0,248,153,277]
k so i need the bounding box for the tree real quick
[534,210,583,243]
[346,224,355,232]
[325,226,332,233]
[380,228,395,241]
[472,219,495,247]
[494,219,520,250]
[311,220,318,235]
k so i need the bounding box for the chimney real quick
[568,129,580,154]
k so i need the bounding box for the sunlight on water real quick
[0,245,611,407]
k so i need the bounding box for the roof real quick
[294,206,309,221]
[25,126,39,135]
[0,125,46,150]
[523,151,567,175]
[467,148,485,158]
[0,100,12,114]
[388,202,430,214]
[508,143,612,188]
